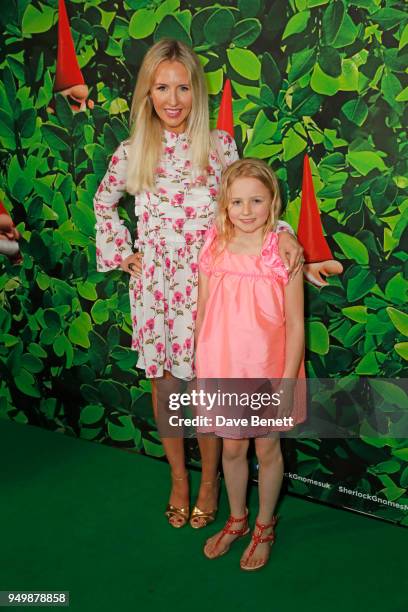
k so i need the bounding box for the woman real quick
[93,39,303,528]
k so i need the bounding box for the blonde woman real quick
[93,39,303,529]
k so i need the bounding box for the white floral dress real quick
[94,129,292,380]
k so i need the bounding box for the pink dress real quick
[195,226,306,437]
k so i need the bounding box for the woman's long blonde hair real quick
[126,39,210,194]
[215,158,282,251]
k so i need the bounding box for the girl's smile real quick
[228,177,272,237]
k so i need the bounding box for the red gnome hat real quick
[297,154,333,263]
[0,201,7,215]
[216,78,234,137]
[54,0,84,92]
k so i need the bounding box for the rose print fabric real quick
[94,129,294,380]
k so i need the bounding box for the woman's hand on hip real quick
[120,252,142,278]
[277,232,304,280]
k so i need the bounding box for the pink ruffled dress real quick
[195,225,306,437]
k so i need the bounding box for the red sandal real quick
[203,510,249,559]
[240,516,278,571]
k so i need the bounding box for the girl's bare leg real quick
[151,372,188,527]
[240,435,283,569]
[204,438,249,557]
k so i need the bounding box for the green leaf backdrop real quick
[0,0,407,524]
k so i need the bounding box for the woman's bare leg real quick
[151,372,188,527]
[191,436,222,526]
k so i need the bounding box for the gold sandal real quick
[165,472,189,528]
[190,473,220,529]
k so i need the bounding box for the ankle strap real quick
[214,511,248,549]
[229,510,248,523]
[201,472,221,486]
[171,471,189,481]
[244,516,277,562]
[221,511,248,535]
[255,516,278,531]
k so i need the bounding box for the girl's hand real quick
[276,379,296,421]
[277,232,304,280]
[120,252,142,277]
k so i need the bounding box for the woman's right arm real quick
[93,142,136,272]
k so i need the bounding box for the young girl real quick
[93,39,303,530]
[195,158,306,570]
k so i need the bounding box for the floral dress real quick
[94,129,292,381]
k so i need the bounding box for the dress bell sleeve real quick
[93,141,134,272]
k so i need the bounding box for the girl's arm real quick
[195,270,210,344]
[93,142,134,272]
[282,271,305,378]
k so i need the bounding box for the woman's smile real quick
[164,108,183,118]
[150,60,192,133]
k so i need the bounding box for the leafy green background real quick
[0,0,407,524]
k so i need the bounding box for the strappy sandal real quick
[190,473,221,529]
[165,472,189,528]
[203,510,249,559]
[240,516,278,571]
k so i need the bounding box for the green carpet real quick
[1,418,407,612]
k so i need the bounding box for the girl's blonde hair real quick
[126,38,210,194]
[215,158,282,250]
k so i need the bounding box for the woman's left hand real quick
[277,232,304,280]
